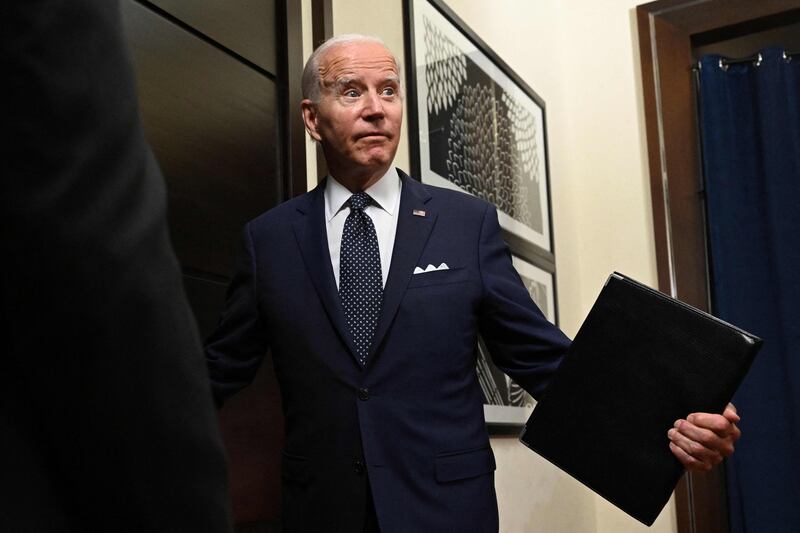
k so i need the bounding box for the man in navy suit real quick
[206,35,741,532]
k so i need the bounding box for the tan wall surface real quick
[323,1,675,531]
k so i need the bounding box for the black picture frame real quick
[403,0,555,267]
[403,0,559,432]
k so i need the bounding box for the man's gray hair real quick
[301,34,401,103]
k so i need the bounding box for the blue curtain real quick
[698,48,800,533]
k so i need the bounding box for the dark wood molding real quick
[636,1,800,532]
[279,0,308,198]
[311,0,333,182]
[311,0,334,49]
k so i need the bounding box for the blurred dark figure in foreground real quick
[2,1,232,531]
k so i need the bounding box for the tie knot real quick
[349,192,372,211]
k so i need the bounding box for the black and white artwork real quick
[477,256,556,426]
[408,0,552,253]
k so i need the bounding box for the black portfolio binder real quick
[520,272,762,526]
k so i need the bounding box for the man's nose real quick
[362,91,385,119]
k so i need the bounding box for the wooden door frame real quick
[636,1,800,532]
[279,0,308,198]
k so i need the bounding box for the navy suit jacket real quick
[206,170,570,532]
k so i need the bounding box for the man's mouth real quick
[357,131,389,140]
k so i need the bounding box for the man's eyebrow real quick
[333,77,360,88]
[328,75,401,91]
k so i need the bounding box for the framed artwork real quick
[404,0,554,260]
[476,255,557,430]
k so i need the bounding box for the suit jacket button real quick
[354,460,366,475]
[358,388,369,401]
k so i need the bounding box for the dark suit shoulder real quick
[407,177,492,219]
[247,187,319,231]
[427,184,490,208]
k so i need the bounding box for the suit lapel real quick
[292,181,360,363]
[368,172,436,362]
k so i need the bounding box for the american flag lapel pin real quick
[412,209,426,217]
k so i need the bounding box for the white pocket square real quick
[413,263,449,275]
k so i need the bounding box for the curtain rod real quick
[692,50,798,71]
[721,50,798,67]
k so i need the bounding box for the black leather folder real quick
[520,272,761,526]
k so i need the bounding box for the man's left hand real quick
[668,403,741,472]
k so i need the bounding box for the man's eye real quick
[382,87,396,96]
[344,89,359,98]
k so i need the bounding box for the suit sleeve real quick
[2,1,231,531]
[205,223,271,407]
[477,204,571,400]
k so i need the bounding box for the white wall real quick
[318,1,674,531]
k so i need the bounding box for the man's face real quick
[302,41,403,184]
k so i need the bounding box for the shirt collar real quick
[325,167,401,222]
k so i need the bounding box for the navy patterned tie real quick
[339,192,383,365]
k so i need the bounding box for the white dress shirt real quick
[325,167,402,289]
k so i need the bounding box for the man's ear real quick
[300,99,322,142]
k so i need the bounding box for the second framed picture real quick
[476,256,557,429]
[404,0,554,260]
